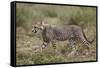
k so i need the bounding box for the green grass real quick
[16,3,97,65]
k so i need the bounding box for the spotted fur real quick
[32,21,94,55]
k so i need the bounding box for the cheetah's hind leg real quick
[68,39,76,57]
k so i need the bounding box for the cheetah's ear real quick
[36,21,42,26]
[42,21,45,25]
[32,24,34,27]
[41,20,48,26]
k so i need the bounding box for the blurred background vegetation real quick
[16,3,97,65]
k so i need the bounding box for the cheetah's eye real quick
[34,26,36,28]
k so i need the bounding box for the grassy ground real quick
[16,3,97,65]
